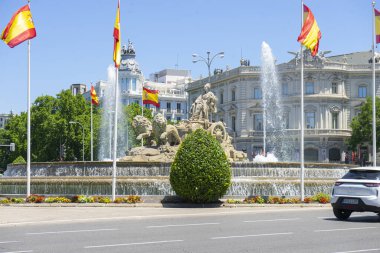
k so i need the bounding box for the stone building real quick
[186,51,379,162]
[0,112,12,129]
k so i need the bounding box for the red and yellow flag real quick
[375,8,380,44]
[143,87,160,108]
[1,5,36,48]
[113,0,121,68]
[297,4,321,56]
[91,86,99,106]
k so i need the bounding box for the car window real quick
[342,170,380,180]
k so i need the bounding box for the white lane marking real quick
[211,232,293,240]
[244,218,300,223]
[0,207,328,227]
[0,241,19,244]
[147,222,219,228]
[315,227,377,232]
[332,248,380,253]
[84,240,183,249]
[26,228,118,235]
[0,251,33,253]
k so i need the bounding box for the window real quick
[167,102,171,113]
[144,104,150,109]
[254,114,263,131]
[282,83,289,96]
[332,82,338,94]
[166,116,171,121]
[359,86,367,98]
[176,117,181,121]
[232,116,236,132]
[284,113,290,129]
[254,88,262,99]
[220,92,224,104]
[131,78,137,91]
[306,112,315,129]
[177,103,181,113]
[305,82,314,94]
[332,112,338,129]
[134,100,139,105]
[232,89,236,101]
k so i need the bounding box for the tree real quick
[0,89,101,169]
[170,129,231,203]
[348,97,380,150]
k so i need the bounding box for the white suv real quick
[331,167,380,220]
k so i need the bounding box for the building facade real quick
[91,41,189,122]
[0,112,12,129]
[186,51,379,162]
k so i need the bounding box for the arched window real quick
[358,85,367,98]
[231,89,236,101]
[254,88,262,99]
[332,82,338,94]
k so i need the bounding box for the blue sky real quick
[0,0,374,113]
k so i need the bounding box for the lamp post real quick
[192,51,224,83]
[69,121,84,161]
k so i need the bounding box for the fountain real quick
[0,43,356,199]
[260,41,296,162]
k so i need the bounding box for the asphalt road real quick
[0,207,379,253]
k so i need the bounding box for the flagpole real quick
[141,81,144,147]
[372,0,377,167]
[300,0,305,201]
[91,96,93,162]
[26,0,31,197]
[112,67,119,201]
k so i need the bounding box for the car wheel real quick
[333,208,352,220]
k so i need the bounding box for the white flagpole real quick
[141,81,144,147]
[91,95,93,162]
[300,0,305,201]
[372,1,377,167]
[112,67,119,201]
[26,0,32,197]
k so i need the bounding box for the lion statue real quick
[152,113,181,146]
[132,115,152,141]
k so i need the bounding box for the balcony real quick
[248,128,352,137]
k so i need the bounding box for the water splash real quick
[260,42,295,161]
[98,66,128,160]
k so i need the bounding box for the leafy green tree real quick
[0,89,101,169]
[348,97,380,150]
[170,129,231,203]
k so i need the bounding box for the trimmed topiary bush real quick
[12,156,26,164]
[170,128,231,203]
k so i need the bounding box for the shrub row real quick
[226,193,331,204]
[0,195,143,204]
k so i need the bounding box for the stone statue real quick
[190,83,217,121]
[152,113,181,146]
[132,115,152,141]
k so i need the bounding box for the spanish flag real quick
[143,87,159,108]
[113,0,121,68]
[375,8,380,44]
[1,5,36,48]
[297,4,321,57]
[91,86,99,106]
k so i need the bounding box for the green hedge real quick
[170,129,231,203]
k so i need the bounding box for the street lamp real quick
[192,51,224,83]
[69,121,84,161]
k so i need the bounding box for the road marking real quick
[314,227,377,232]
[147,222,220,228]
[244,218,300,223]
[84,240,184,249]
[211,232,293,240]
[332,248,380,253]
[0,241,19,244]
[26,228,118,235]
[0,251,33,253]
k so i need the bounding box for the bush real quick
[44,197,71,203]
[11,198,25,203]
[12,156,26,164]
[0,198,10,204]
[26,194,45,203]
[98,196,111,203]
[170,129,231,203]
[312,193,331,203]
[244,196,265,204]
[72,195,94,203]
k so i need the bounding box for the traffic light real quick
[9,143,15,152]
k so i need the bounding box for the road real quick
[0,206,379,253]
